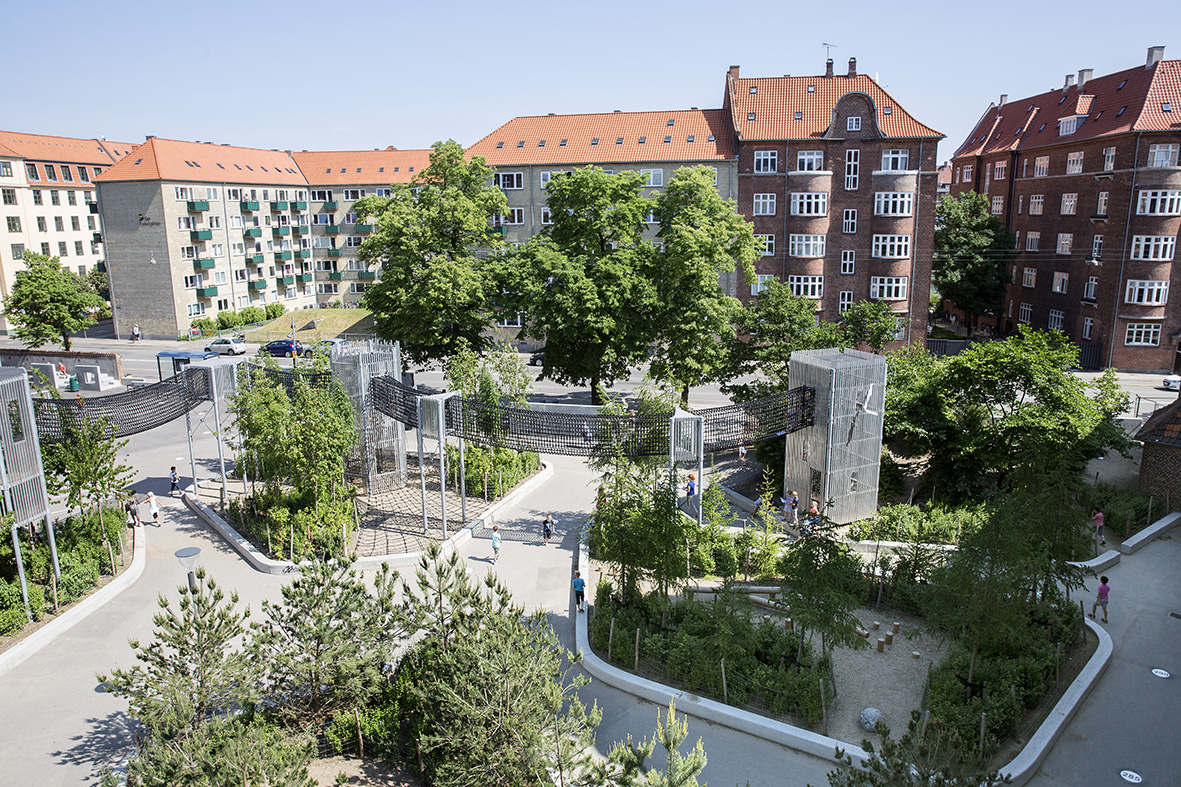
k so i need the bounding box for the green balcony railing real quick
[187,200,209,212]
[291,201,307,210]
[246,254,264,264]
[322,201,338,210]
[355,223,373,233]
[296,273,313,283]
[324,225,340,234]
[293,225,310,235]
[272,226,290,237]
[328,271,343,280]
[327,249,341,258]
[196,286,218,297]
[190,229,212,241]
[240,201,259,211]
[271,201,288,211]
[274,251,293,261]
[297,249,311,258]
[276,275,295,286]
[248,280,266,290]
[243,228,262,238]
[358,271,376,280]
[192,258,215,270]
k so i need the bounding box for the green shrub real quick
[848,502,988,545]
[217,310,243,330]
[878,449,904,504]
[239,306,266,325]
[1080,482,1154,538]
[264,303,286,320]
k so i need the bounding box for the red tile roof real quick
[292,148,434,186]
[1138,397,1181,446]
[97,137,307,186]
[467,109,735,165]
[725,69,942,141]
[953,59,1181,159]
[0,130,126,165]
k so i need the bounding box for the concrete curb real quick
[1000,619,1113,786]
[0,523,147,680]
[1068,549,1121,573]
[186,460,554,574]
[574,542,870,767]
[1120,511,1180,555]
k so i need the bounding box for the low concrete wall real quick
[186,461,555,574]
[1068,548,1121,573]
[1120,511,1181,555]
[0,349,123,380]
[0,522,146,680]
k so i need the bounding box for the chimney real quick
[1077,69,1093,89]
[728,65,741,80]
[1146,45,1165,69]
[825,59,834,78]
[1062,74,1075,91]
[848,57,857,77]
[999,93,1008,107]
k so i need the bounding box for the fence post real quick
[608,618,615,662]
[978,711,987,759]
[354,707,363,759]
[1080,600,1087,643]
[820,678,828,736]
[1147,496,1153,529]
[721,658,728,704]
[1055,642,1062,685]
[634,628,641,672]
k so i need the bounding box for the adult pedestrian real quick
[572,571,586,613]
[146,491,160,526]
[169,466,180,496]
[124,493,141,527]
[131,324,142,342]
[490,525,501,564]
[1091,507,1106,546]
[542,514,555,545]
[1089,576,1110,623]
[684,473,696,499]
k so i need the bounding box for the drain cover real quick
[1120,770,1142,783]
[1171,611,1181,620]
[1152,668,1170,678]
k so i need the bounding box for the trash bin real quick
[68,376,79,392]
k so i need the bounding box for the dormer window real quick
[749,86,757,94]
[664,136,671,143]
[517,141,524,148]
[748,113,756,121]
[591,138,599,145]
[539,140,546,147]
[667,118,675,125]
[794,112,802,120]
[560,139,567,146]
[687,135,695,143]
[707,135,715,142]
[1058,117,1080,136]
[616,137,623,145]
[1164,103,1173,112]
[638,137,646,144]
[883,107,893,115]
[807,85,815,93]
[496,141,504,149]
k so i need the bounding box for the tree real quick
[839,300,902,354]
[882,345,952,458]
[649,165,759,405]
[354,140,508,367]
[500,167,657,404]
[932,193,1014,334]
[606,701,708,787]
[2,253,104,350]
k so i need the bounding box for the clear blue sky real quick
[7,0,1176,164]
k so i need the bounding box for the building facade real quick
[725,60,944,348]
[0,131,135,333]
[950,46,1181,372]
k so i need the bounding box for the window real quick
[310,189,334,202]
[788,234,825,257]
[5,216,21,232]
[1083,316,1094,340]
[1092,235,1104,259]
[181,245,198,259]
[839,291,853,314]
[755,234,775,256]
[872,235,910,258]
[1056,233,1073,255]
[1125,280,1169,304]
[32,190,41,205]
[1052,271,1069,293]
[44,165,57,182]
[962,165,973,182]
[342,189,365,201]
[10,243,24,259]
[183,274,202,289]
[1034,156,1049,177]
[40,242,49,255]
[50,191,60,206]
[753,151,777,173]
[797,151,824,171]
[25,164,39,182]
[493,209,525,225]
[346,236,363,248]
[178,216,197,231]
[1060,193,1077,215]
[70,216,80,231]
[847,116,861,131]
[496,311,523,328]
[54,216,64,231]
[1131,236,1176,260]
[842,209,857,233]
[880,149,909,171]
[1,188,15,205]
[1023,267,1037,287]
[1029,195,1044,215]
[68,190,77,206]
[493,172,523,190]
[1018,303,1032,323]
[1146,143,1179,168]
[1103,147,1116,171]
[993,162,1006,180]
[790,193,827,215]
[874,192,913,215]
[1125,323,1161,346]
[991,196,1004,214]
[753,193,776,215]
[0,162,10,177]
[841,250,855,274]
[1097,191,1109,216]
[214,298,230,311]
[349,283,368,295]
[36,217,46,232]
[234,268,247,282]
[78,167,90,183]
[213,270,227,285]
[187,303,206,318]
[844,150,859,190]
[61,165,73,182]
[1137,189,1181,215]
[313,214,333,225]
[1026,231,1040,252]
[210,243,224,257]
[175,186,192,200]
[788,275,824,299]
[541,208,553,225]
[870,276,908,299]
[750,274,775,296]
[1066,152,1084,174]
[230,215,244,229]
[318,283,339,295]
[1048,309,1065,331]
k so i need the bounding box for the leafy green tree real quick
[932,192,1014,334]
[355,140,508,366]
[882,345,951,458]
[839,300,902,354]
[2,253,105,350]
[98,569,255,740]
[84,265,108,297]
[286,375,356,510]
[649,165,759,405]
[500,167,657,404]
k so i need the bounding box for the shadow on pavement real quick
[52,709,139,776]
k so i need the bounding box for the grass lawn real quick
[928,325,964,340]
[241,308,376,343]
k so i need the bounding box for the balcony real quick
[327,249,341,258]
[355,223,373,233]
[243,228,262,238]
[297,249,311,258]
[246,254,264,264]
[272,226,291,237]
[190,229,212,241]
[358,271,376,280]
[95,261,106,273]
[274,251,293,261]
[192,258,215,270]
[276,275,295,286]
[291,201,307,210]
[328,271,343,280]
[240,201,260,211]
[293,225,309,235]
[322,201,338,211]
[248,280,267,291]
[196,286,218,298]
[271,201,288,211]
[187,200,210,212]
[296,273,313,283]
[324,225,340,234]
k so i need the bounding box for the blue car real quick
[262,339,306,358]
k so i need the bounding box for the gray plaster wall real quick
[0,349,123,380]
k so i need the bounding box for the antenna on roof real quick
[822,42,837,59]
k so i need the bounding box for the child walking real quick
[542,514,555,545]
[146,491,160,526]
[1089,576,1110,623]
[169,466,180,496]
[572,571,586,613]
[490,525,501,564]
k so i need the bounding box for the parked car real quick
[263,339,306,358]
[204,337,247,356]
[1164,374,1181,391]
[529,351,545,366]
[317,338,350,352]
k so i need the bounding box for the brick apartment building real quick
[950,46,1181,372]
[0,131,135,333]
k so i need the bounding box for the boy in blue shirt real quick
[572,571,586,613]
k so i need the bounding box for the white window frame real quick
[1029,195,1044,215]
[840,250,855,275]
[755,234,775,256]
[640,169,664,187]
[1060,193,1078,215]
[788,234,826,257]
[842,209,857,233]
[869,276,908,300]
[1066,152,1084,174]
[1052,271,1069,293]
[991,196,1004,215]
[1147,144,1179,168]
[788,275,824,299]
[1097,191,1109,215]
[844,149,859,190]
[1092,235,1104,259]
[1102,147,1116,171]
[342,189,365,201]
[993,161,1006,180]
[871,234,911,259]
[838,290,853,314]
[187,303,205,317]
[790,192,828,216]
[1125,323,1161,346]
[753,193,776,216]
[880,149,909,171]
[962,164,973,182]
[1125,280,1170,305]
[847,116,861,131]
[1082,317,1094,340]
[750,274,775,296]
[1018,303,1032,323]
[1048,309,1065,331]
[1056,233,1073,255]
[753,151,778,173]
[1137,189,1181,215]
[1034,156,1049,177]
[874,192,913,215]
[1022,268,1037,288]
[174,186,192,201]
[1130,236,1176,261]
[493,172,523,190]
[797,151,824,171]
[1084,276,1098,300]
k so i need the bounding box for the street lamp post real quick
[174,546,201,593]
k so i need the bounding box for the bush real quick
[1080,482,1154,538]
[848,502,988,545]
[264,303,286,320]
[878,448,904,504]
[239,306,266,325]
[445,444,539,501]
[217,310,243,330]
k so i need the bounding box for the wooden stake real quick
[721,658,728,704]
[820,678,828,735]
[354,707,363,759]
[979,712,987,759]
[608,618,615,662]
[634,628,641,671]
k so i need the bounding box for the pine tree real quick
[606,701,709,786]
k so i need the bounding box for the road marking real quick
[1119,771,1142,783]
[1151,668,1170,678]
